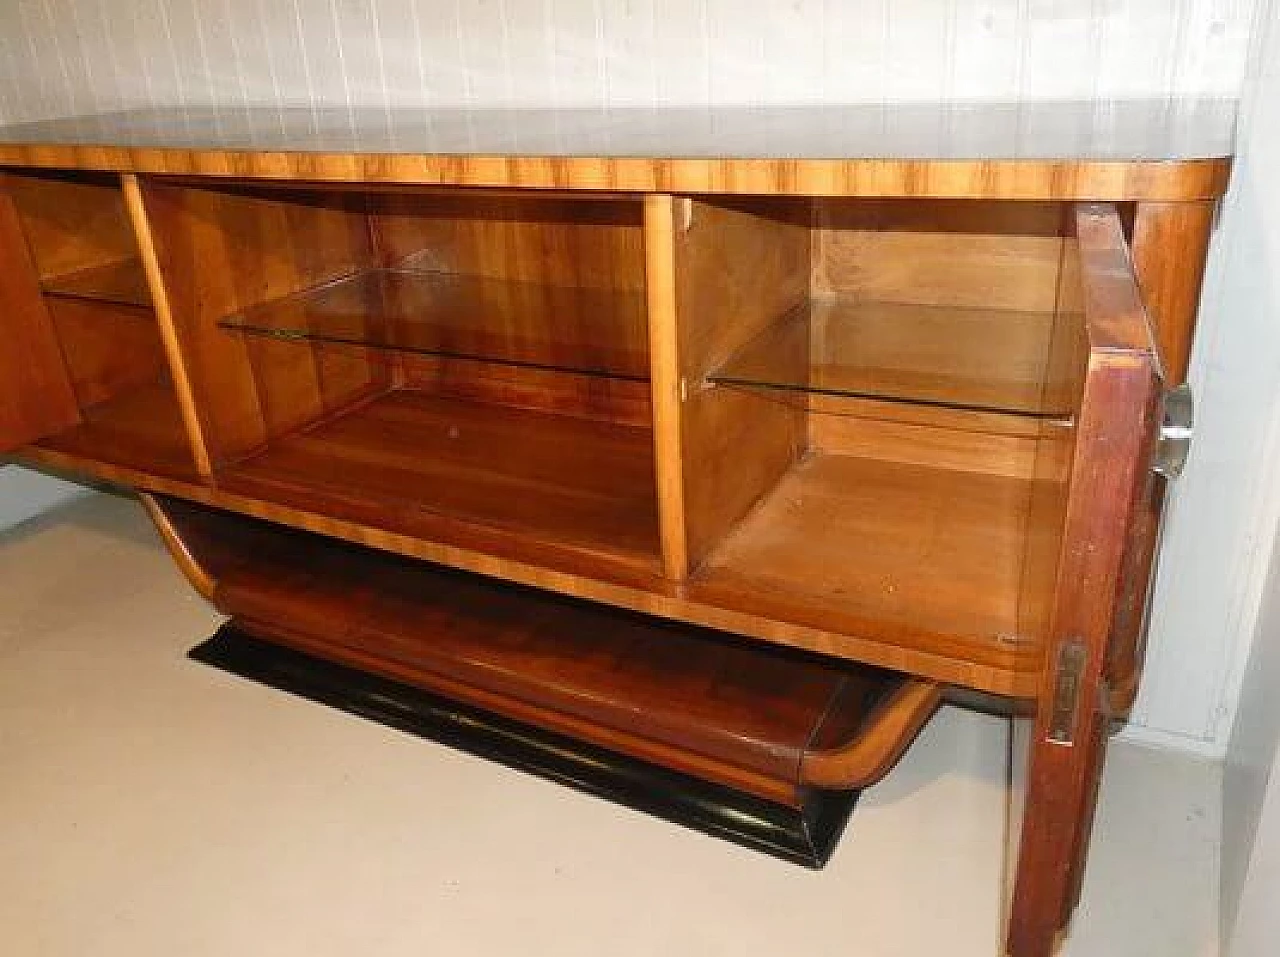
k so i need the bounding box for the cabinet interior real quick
[140,181,662,577]
[4,169,196,478]
[674,197,1090,666]
[9,177,1111,687]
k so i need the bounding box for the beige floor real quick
[0,492,1219,956]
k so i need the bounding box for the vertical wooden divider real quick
[644,193,690,581]
[122,174,214,477]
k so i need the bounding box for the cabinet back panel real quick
[813,199,1068,312]
[368,193,650,419]
[46,298,168,411]
[3,170,137,282]
[370,193,646,289]
[399,353,651,428]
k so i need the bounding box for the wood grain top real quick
[0,103,1234,199]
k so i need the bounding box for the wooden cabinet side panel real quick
[1107,200,1215,709]
[672,198,811,573]
[0,184,81,451]
[1130,200,1216,384]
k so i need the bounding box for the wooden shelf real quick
[32,380,198,479]
[691,452,1055,658]
[219,390,662,577]
[709,296,1074,418]
[219,264,650,381]
[39,257,151,309]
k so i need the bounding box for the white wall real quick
[1134,0,1280,754]
[0,1,1257,124]
[0,0,1270,752]
[1224,516,1280,949]
[1217,3,1280,946]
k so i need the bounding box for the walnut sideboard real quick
[0,104,1233,956]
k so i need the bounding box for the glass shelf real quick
[218,264,650,382]
[709,297,1078,418]
[41,258,152,309]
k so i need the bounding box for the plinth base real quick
[192,625,859,868]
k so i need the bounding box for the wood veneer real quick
[0,181,80,449]
[0,105,1233,200]
[145,495,935,807]
[220,389,663,578]
[31,380,199,481]
[0,106,1230,957]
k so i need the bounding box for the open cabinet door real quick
[0,180,80,452]
[1006,204,1167,957]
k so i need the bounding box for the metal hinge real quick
[1048,639,1088,746]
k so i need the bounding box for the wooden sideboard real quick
[0,104,1233,956]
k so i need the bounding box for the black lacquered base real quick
[191,625,859,868]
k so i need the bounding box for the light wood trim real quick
[800,680,943,788]
[644,193,689,580]
[121,174,214,476]
[0,148,1231,201]
[1129,200,1217,383]
[137,492,218,601]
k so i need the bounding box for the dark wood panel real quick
[1008,205,1162,957]
[148,496,917,806]
[0,183,80,451]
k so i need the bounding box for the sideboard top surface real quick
[0,101,1234,200]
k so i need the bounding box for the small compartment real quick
[669,198,1092,668]
[5,169,149,306]
[2,170,197,477]
[140,182,660,575]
